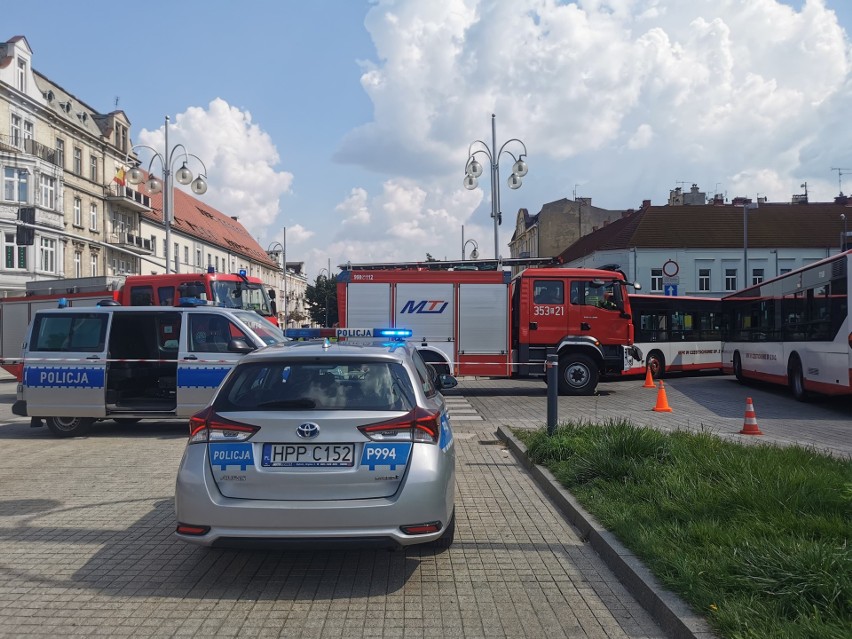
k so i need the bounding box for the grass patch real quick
[517,421,852,639]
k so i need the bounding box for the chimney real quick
[642,199,651,209]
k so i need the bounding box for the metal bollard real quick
[546,354,558,435]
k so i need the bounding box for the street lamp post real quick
[318,267,331,327]
[126,115,208,274]
[463,114,529,259]
[742,201,759,284]
[266,229,287,326]
[462,239,479,260]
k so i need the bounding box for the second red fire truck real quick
[336,260,642,395]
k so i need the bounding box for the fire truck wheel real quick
[558,354,598,396]
[46,416,94,438]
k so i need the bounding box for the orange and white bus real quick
[626,294,722,378]
[721,250,852,400]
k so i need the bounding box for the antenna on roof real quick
[114,96,120,109]
[830,167,852,196]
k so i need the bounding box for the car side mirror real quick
[437,374,458,390]
[227,338,255,354]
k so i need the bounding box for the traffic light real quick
[16,207,35,246]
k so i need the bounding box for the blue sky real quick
[6,1,852,277]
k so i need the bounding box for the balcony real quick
[105,183,151,212]
[0,135,61,167]
[108,231,153,255]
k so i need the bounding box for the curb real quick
[496,424,719,639]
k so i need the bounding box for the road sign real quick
[662,276,679,285]
[664,284,678,296]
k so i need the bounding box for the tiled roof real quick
[557,202,851,263]
[137,175,277,268]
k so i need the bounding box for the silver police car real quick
[174,329,457,549]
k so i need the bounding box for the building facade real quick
[1,35,301,323]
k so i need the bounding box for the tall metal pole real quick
[491,114,500,259]
[164,115,172,274]
[282,227,288,327]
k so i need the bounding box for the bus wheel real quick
[558,354,598,396]
[646,351,665,378]
[733,352,744,382]
[788,356,808,402]
[46,416,94,438]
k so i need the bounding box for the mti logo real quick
[400,300,448,314]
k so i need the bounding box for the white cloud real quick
[137,98,294,236]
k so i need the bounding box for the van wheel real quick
[113,418,141,425]
[46,416,94,438]
[431,512,455,549]
[646,351,666,378]
[788,355,808,402]
[558,354,598,396]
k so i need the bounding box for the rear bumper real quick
[174,444,455,548]
[12,400,27,417]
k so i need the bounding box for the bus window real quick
[158,286,175,306]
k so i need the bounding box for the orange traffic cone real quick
[643,366,656,388]
[739,397,763,435]
[652,380,673,412]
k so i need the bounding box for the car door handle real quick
[580,322,591,331]
[86,355,101,360]
[529,322,538,330]
[182,355,198,360]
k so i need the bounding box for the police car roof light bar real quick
[283,327,413,340]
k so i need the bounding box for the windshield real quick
[210,281,273,317]
[232,310,288,345]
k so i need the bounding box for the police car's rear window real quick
[30,313,107,352]
[215,360,416,411]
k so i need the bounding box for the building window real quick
[725,268,737,291]
[174,242,179,272]
[216,256,220,272]
[74,251,82,278]
[751,268,764,286]
[89,155,98,182]
[698,268,711,292]
[151,236,157,256]
[73,147,82,175]
[184,246,189,265]
[163,239,167,258]
[4,232,25,269]
[650,268,663,293]
[115,123,128,153]
[196,248,201,267]
[10,114,21,148]
[91,253,98,276]
[55,138,65,169]
[90,203,98,231]
[23,121,33,145]
[208,253,212,267]
[39,175,56,209]
[16,58,26,92]
[73,197,82,226]
[780,268,792,275]
[39,237,56,273]
[4,168,28,202]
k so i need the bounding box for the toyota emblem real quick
[296,422,320,439]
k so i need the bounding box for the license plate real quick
[261,443,355,467]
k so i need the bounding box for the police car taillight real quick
[358,407,440,444]
[188,407,259,443]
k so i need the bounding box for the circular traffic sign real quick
[662,259,679,277]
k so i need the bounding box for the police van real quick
[12,305,288,437]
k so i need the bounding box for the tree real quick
[305,274,338,327]
[425,253,438,262]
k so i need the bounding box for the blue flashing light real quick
[285,328,321,339]
[179,297,209,307]
[57,297,68,309]
[207,265,215,274]
[374,328,413,338]
[239,268,247,277]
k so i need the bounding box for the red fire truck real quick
[0,268,278,380]
[336,260,642,395]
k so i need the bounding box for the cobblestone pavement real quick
[0,382,665,639]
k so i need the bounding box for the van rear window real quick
[30,313,108,352]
